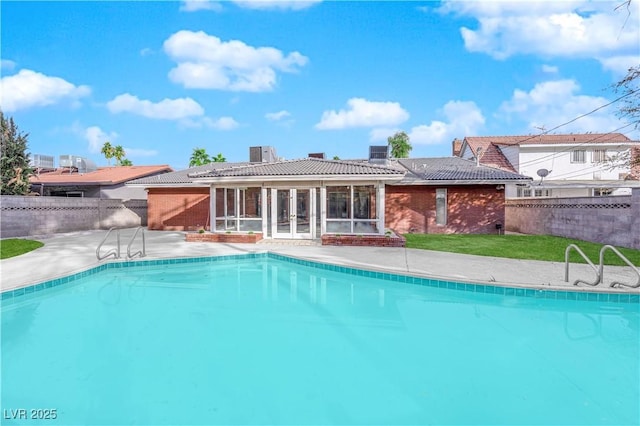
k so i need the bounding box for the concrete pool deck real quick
[1,228,639,294]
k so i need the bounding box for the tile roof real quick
[30,165,172,185]
[397,157,530,182]
[189,158,404,178]
[127,162,253,185]
[464,133,632,147]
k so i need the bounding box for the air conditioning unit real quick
[368,145,389,164]
[59,155,98,173]
[249,146,277,163]
[31,154,55,169]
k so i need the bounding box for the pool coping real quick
[2,252,638,304]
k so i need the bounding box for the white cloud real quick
[0,69,90,113]
[499,79,621,133]
[180,116,240,130]
[83,126,119,154]
[439,1,639,71]
[1,59,16,70]
[140,48,154,57]
[180,0,222,12]
[106,93,204,120]
[599,55,640,75]
[542,64,559,74]
[265,110,291,121]
[409,101,485,145]
[315,98,409,130]
[232,0,321,10]
[164,30,308,92]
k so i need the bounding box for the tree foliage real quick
[189,148,211,167]
[101,141,115,166]
[1,112,33,195]
[212,153,226,163]
[611,64,640,169]
[101,142,130,166]
[388,131,412,158]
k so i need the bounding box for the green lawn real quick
[0,239,44,259]
[404,234,640,266]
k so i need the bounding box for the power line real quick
[515,123,636,169]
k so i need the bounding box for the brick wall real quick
[505,188,639,249]
[0,196,146,238]
[147,187,210,231]
[385,185,505,234]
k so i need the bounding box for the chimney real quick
[452,139,463,157]
[308,153,325,159]
[475,147,484,167]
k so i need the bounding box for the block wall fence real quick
[505,188,640,249]
[0,196,147,238]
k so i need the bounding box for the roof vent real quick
[368,145,389,164]
[308,153,325,159]
[249,146,278,163]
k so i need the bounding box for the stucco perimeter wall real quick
[0,196,147,238]
[505,188,640,249]
[386,185,506,234]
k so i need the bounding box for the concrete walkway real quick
[1,229,639,293]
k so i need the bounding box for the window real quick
[326,185,379,233]
[534,189,551,197]
[592,149,607,163]
[215,187,262,231]
[435,188,447,226]
[571,150,586,163]
[593,188,613,197]
[516,187,532,197]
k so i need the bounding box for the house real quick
[30,165,173,199]
[127,147,531,239]
[454,133,640,198]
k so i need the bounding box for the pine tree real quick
[1,112,33,195]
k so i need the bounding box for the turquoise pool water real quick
[2,254,639,425]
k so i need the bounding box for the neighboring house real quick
[455,133,640,198]
[30,165,173,199]
[127,147,530,238]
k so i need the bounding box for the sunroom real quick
[189,158,404,239]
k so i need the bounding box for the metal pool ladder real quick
[96,227,146,261]
[565,244,640,288]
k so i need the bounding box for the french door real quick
[272,188,313,239]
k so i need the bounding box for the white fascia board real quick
[125,183,207,188]
[519,143,637,149]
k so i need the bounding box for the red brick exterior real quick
[148,187,210,231]
[385,185,505,234]
[185,232,263,243]
[148,185,505,235]
[321,233,405,247]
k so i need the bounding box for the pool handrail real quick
[96,228,121,261]
[126,226,146,259]
[565,244,600,286]
[599,245,640,288]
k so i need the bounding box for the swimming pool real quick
[2,253,639,425]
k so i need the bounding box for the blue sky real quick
[2,0,639,169]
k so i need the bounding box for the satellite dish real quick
[536,169,550,178]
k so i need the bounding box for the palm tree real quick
[119,158,133,166]
[212,153,226,163]
[113,145,126,165]
[101,141,115,166]
[189,148,211,167]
